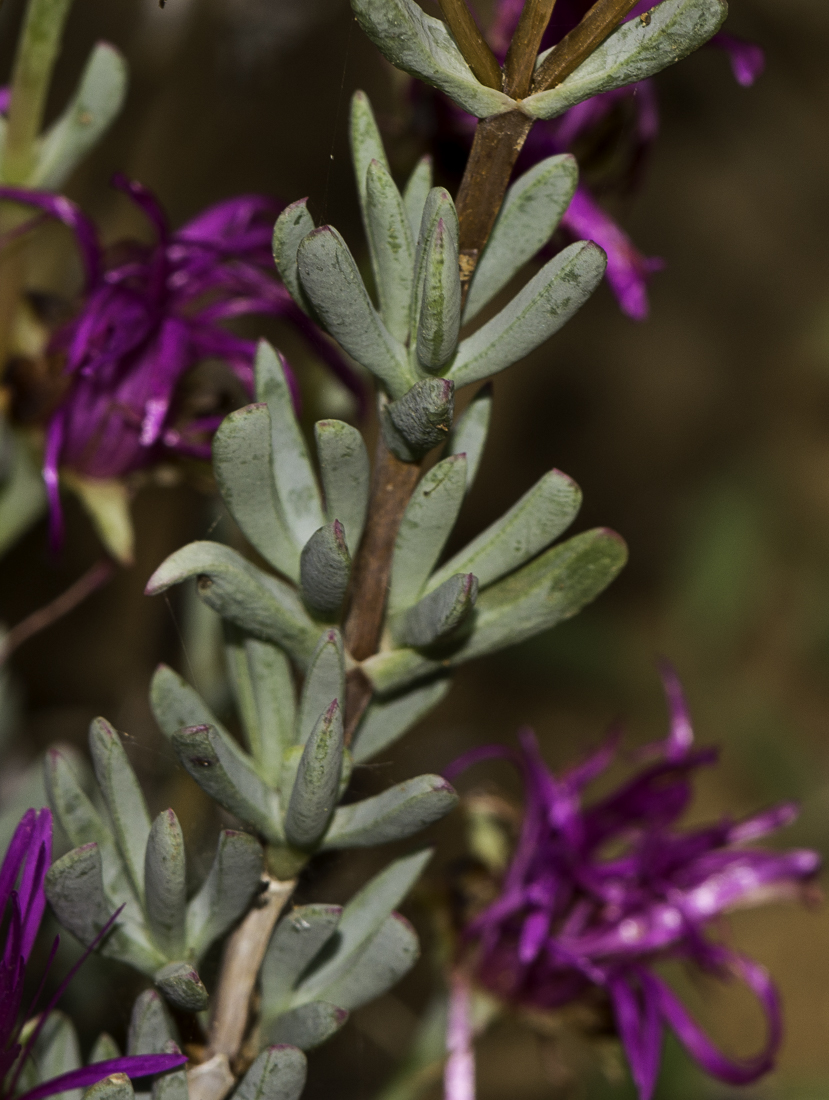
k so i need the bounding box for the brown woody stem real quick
[532,0,642,92]
[437,0,503,90]
[207,877,296,1067]
[503,0,558,98]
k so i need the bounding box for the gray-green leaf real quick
[447,384,492,494]
[416,217,461,371]
[186,829,264,959]
[350,91,390,215]
[146,542,319,668]
[224,630,295,786]
[127,990,179,1055]
[262,1003,348,1051]
[314,420,370,555]
[296,629,345,747]
[464,154,579,323]
[393,573,478,648]
[402,155,433,241]
[299,522,351,619]
[322,912,419,1010]
[322,774,457,848]
[351,677,451,763]
[427,468,582,593]
[83,1074,134,1100]
[261,904,342,1013]
[448,241,606,388]
[365,158,415,343]
[234,1046,307,1100]
[388,455,467,613]
[144,810,187,960]
[381,378,455,463]
[153,961,208,1012]
[297,227,414,399]
[284,702,344,849]
[272,199,315,315]
[350,0,516,118]
[523,0,727,121]
[213,403,299,581]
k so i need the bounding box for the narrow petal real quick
[657,660,694,760]
[710,32,765,87]
[608,970,663,1100]
[0,188,101,287]
[15,1054,188,1100]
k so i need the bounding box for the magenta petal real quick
[561,187,663,320]
[0,188,100,287]
[0,85,10,115]
[15,1054,188,1100]
[657,660,694,760]
[608,970,663,1100]
[710,32,766,87]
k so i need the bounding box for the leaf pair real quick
[150,627,457,872]
[44,720,263,1010]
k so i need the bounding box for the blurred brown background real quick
[2,0,829,1097]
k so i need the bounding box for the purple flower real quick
[0,177,364,546]
[1,808,186,1100]
[445,666,819,1100]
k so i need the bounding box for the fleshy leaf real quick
[524,0,727,121]
[351,678,451,763]
[393,573,478,648]
[296,629,345,747]
[314,420,370,555]
[213,403,299,581]
[224,629,295,786]
[299,522,351,619]
[32,1011,82,1100]
[153,962,208,1012]
[322,774,458,848]
[234,1046,307,1100]
[410,188,459,351]
[144,810,187,959]
[294,849,431,1000]
[388,455,467,613]
[83,1074,134,1100]
[186,830,264,959]
[284,702,344,849]
[272,199,316,315]
[127,990,179,1055]
[350,91,391,215]
[44,843,111,946]
[350,0,516,118]
[382,378,455,463]
[90,1035,121,1064]
[34,43,128,190]
[447,241,606,388]
[464,155,579,323]
[426,468,582,593]
[150,664,230,740]
[447,384,492,495]
[261,904,342,1013]
[145,542,319,667]
[254,341,325,548]
[416,218,461,372]
[171,725,281,843]
[297,227,415,399]
[322,912,419,1010]
[262,1003,348,1051]
[402,156,433,241]
[88,718,151,903]
[364,528,628,692]
[365,158,415,344]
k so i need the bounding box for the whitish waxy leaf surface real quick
[171,724,282,843]
[402,155,433,241]
[127,989,178,1055]
[382,378,454,462]
[295,849,431,1001]
[284,702,344,849]
[410,188,458,350]
[89,718,152,903]
[150,664,230,742]
[322,774,457,848]
[427,469,582,593]
[416,217,461,371]
[186,830,263,958]
[84,1074,134,1100]
[350,91,390,215]
[364,528,628,692]
[213,403,299,580]
[394,573,478,649]
[448,241,606,388]
[235,1045,307,1100]
[523,0,727,120]
[365,158,415,343]
[350,0,516,118]
[255,341,325,547]
[264,1003,348,1051]
[262,904,343,1012]
[144,810,186,959]
[464,155,579,323]
[447,384,492,494]
[315,420,370,554]
[224,630,295,785]
[352,677,451,763]
[297,228,415,398]
[34,44,128,189]
[45,843,111,948]
[322,912,419,1010]
[297,630,345,747]
[273,199,316,315]
[388,455,467,613]
[300,521,351,619]
[153,962,208,1012]
[146,542,319,667]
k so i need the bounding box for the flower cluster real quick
[1,808,185,1100]
[446,666,819,1100]
[0,176,364,545]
